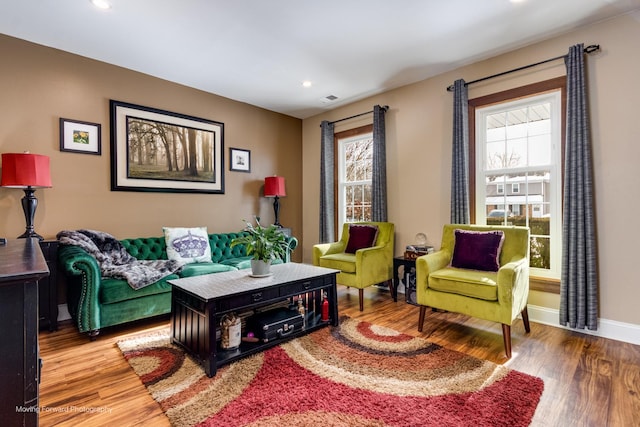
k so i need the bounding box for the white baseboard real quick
[527,304,640,346]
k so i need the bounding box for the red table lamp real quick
[1,152,52,240]
[264,176,286,227]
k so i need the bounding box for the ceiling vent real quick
[320,95,339,104]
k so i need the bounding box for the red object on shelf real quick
[321,293,329,321]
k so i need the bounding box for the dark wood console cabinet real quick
[0,238,50,427]
[38,240,59,331]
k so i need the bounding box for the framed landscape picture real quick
[60,118,101,155]
[110,100,225,194]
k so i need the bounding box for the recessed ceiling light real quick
[91,0,112,10]
[302,81,312,88]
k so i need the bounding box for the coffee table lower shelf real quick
[211,319,332,366]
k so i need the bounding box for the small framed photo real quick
[60,118,102,155]
[229,148,251,172]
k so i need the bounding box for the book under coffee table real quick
[168,262,339,377]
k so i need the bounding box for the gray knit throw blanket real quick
[57,229,183,290]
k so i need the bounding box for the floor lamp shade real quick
[264,176,286,227]
[1,153,52,240]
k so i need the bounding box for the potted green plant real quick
[230,217,290,276]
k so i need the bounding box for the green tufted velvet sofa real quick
[58,232,297,339]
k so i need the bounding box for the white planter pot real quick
[250,259,272,276]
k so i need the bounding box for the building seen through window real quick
[474,87,563,278]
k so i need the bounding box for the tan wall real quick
[302,12,640,325]
[0,35,302,261]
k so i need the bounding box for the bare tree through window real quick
[343,136,373,222]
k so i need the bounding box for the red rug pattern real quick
[117,316,543,426]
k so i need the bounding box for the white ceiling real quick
[1,0,639,119]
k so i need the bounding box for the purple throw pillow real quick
[345,224,379,254]
[451,229,505,272]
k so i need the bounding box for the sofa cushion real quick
[428,267,498,301]
[220,256,287,271]
[451,229,504,272]
[219,256,253,270]
[164,227,212,263]
[100,274,178,305]
[318,253,357,273]
[179,262,238,277]
[345,224,379,254]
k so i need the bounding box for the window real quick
[335,126,373,234]
[470,77,565,279]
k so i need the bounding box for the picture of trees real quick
[126,117,216,183]
[110,100,224,194]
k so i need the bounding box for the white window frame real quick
[475,91,562,279]
[337,131,373,233]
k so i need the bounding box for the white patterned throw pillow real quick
[163,227,212,263]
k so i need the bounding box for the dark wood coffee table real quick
[168,262,338,377]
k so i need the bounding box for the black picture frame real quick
[59,118,102,155]
[229,148,251,172]
[110,100,224,194]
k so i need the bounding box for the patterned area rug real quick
[117,316,543,427]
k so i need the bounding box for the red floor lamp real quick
[264,176,286,227]
[1,152,52,240]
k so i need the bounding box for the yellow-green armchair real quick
[313,222,395,311]
[416,224,531,358]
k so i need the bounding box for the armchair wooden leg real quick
[501,324,512,358]
[418,306,427,332]
[521,306,531,333]
[358,289,364,311]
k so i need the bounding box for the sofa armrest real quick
[58,244,102,334]
[285,236,298,262]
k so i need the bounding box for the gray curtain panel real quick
[372,105,388,222]
[319,120,335,243]
[451,79,470,224]
[559,44,599,330]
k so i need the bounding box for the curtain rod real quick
[322,105,389,126]
[446,44,600,92]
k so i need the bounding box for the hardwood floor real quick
[38,286,640,426]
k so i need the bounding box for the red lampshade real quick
[1,153,52,188]
[264,176,286,197]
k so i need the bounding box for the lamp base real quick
[17,230,44,241]
[18,187,44,241]
[272,196,283,228]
